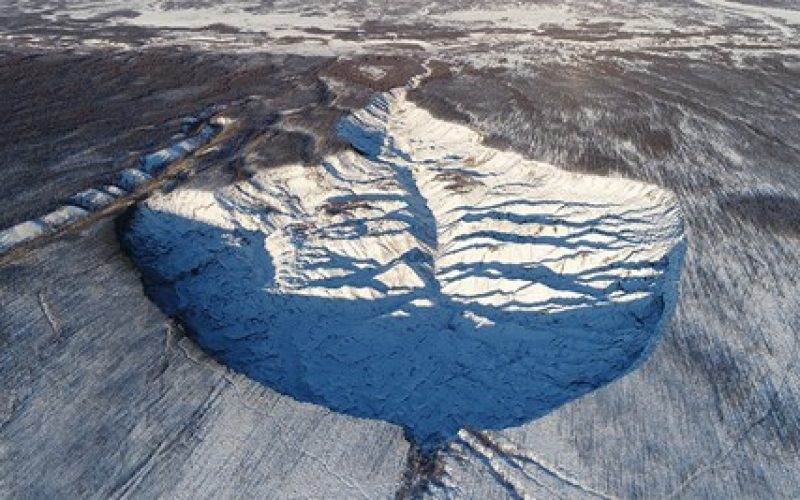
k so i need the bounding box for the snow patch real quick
[71,189,117,211]
[139,124,218,175]
[39,205,89,231]
[0,220,46,254]
[116,169,153,191]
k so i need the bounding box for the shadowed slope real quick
[123,89,685,450]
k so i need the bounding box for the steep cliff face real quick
[122,84,685,450]
[2,1,800,498]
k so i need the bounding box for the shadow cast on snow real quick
[121,206,684,452]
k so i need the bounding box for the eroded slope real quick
[123,86,685,449]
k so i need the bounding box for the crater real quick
[121,88,686,451]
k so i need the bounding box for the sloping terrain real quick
[0,50,336,229]
[122,86,685,449]
[1,1,800,498]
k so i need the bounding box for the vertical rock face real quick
[123,88,686,449]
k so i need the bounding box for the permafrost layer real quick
[124,88,686,449]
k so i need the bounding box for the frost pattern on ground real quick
[124,89,686,449]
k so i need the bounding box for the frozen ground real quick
[123,87,685,449]
[1,1,800,498]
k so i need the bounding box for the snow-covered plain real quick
[124,85,685,448]
[1,0,800,498]
[4,0,799,62]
